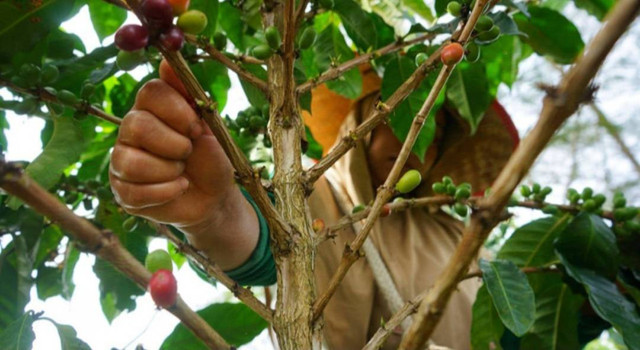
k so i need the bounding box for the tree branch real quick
[0,79,122,125]
[184,34,269,93]
[398,1,640,348]
[153,223,274,322]
[362,292,426,350]
[312,1,488,322]
[0,160,230,350]
[296,33,436,94]
[463,265,560,281]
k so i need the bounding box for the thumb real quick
[159,59,190,99]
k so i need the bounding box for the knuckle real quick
[136,79,165,104]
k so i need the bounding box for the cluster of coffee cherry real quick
[225,104,271,147]
[114,0,208,71]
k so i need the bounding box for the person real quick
[109,60,518,349]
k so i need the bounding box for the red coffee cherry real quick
[149,269,177,308]
[440,43,464,66]
[141,0,174,30]
[159,26,185,51]
[115,24,149,51]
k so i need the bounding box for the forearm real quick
[178,185,260,271]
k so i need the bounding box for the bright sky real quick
[3,2,638,349]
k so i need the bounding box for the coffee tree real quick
[1,0,640,349]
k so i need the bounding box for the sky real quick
[2,1,639,349]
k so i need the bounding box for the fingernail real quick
[179,177,190,192]
[189,122,203,139]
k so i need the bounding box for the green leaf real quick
[381,54,442,162]
[109,73,138,118]
[7,116,94,209]
[479,259,536,336]
[445,62,493,134]
[403,0,435,23]
[218,2,245,51]
[488,12,522,36]
[0,312,36,350]
[51,322,91,350]
[520,276,583,350]
[0,246,27,330]
[36,266,63,301]
[161,303,268,348]
[481,35,525,89]
[498,214,571,267]
[574,0,614,20]
[312,24,362,99]
[560,256,640,350]
[0,0,75,63]
[554,212,619,279]
[239,63,268,108]
[190,0,219,38]
[513,6,584,64]
[33,225,63,268]
[62,243,80,300]
[333,0,377,51]
[87,0,127,41]
[191,60,231,110]
[471,285,504,350]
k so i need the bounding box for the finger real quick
[133,79,202,139]
[110,143,185,183]
[110,173,189,209]
[159,59,189,99]
[119,110,193,160]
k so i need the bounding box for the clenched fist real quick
[109,60,258,270]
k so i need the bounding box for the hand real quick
[109,60,258,269]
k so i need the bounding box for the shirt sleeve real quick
[222,188,277,286]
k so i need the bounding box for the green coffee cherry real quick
[623,220,640,233]
[122,216,138,232]
[415,53,428,67]
[432,182,446,194]
[454,203,468,217]
[177,10,208,35]
[265,26,282,50]
[352,204,366,214]
[542,205,559,215]
[19,64,40,85]
[614,196,627,209]
[532,183,541,194]
[541,186,552,196]
[81,82,96,100]
[44,87,57,96]
[396,169,422,194]
[442,176,453,186]
[465,42,480,63]
[298,27,317,50]
[593,194,606,208]
[581,187,593,200]
[117,49,146,71]
[476,15,494,32]
[614,207,638,222]
[446,183,457,196]
[145,249,173,273]
[14,98,38,115]
[454,187,471,201]
[447,1,462,17]
[458,182,472,190]
[582,199,597,212]
[477,25,500,43]
[214,32,227,51]
[41,65,59,85]
[252,44,274,60]
[520,185,531,197]
[249,115,264,130]
[57,90,78,105]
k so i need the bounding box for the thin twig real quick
[311,1,487,322]
[591,102,640,177]
[463,265,560,281]
[0,79,122,125]
[362,292,426,350]
[0,161,230,350]
[296,33,436,94]
[399,1,640,348]
[153,223,274,322]
[294,0,310,29]
[185,34,269,93]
